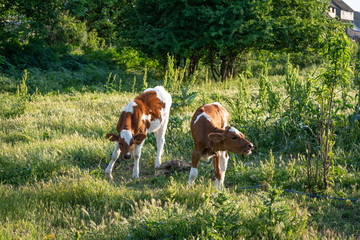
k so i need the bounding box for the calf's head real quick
[208,126,254,155]
[106,130,146,159]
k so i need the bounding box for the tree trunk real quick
[175,55,181,68]
[220,52,238,81]
[210,57,219,82]
[188,55,200,77]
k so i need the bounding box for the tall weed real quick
[0,70,31,118]
[317,32,352,188]
[164,55,186,93]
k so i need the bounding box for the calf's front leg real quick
[105,142,120,179]
[214,151,229,190]
[213,152,223,190]
[132,141,144,179]
[219,151,229,183]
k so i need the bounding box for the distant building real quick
[329,0,354,21]
[329,0,360,42]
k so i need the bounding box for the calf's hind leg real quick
[154,117,169,168]
[189,149,201,185]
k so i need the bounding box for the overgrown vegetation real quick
[1,42,360,238]
[1,0,360,239]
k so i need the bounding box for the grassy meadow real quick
[1,56,360,239]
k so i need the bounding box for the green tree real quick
[0,0,63,42]
[0,0,131,45]
[123,0,334,81]
[66,0,134,46]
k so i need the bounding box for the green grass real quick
[1,65,360,239]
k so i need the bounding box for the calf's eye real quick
[232,136,237,140]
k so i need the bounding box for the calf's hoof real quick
[105,172,113,180]
[214,179,224,191]
[132,175,139,179]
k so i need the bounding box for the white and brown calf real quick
[105,86,172,179]
[189,102,254,189]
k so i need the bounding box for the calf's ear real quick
[208,133,225,142]
[224,126,231,131]
[106,133,119,142]
[134,133,146,144]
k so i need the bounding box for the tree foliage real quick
[123,0,334,80]
[0,0,133,45]
[0,0,346,80]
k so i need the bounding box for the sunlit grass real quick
[1,68,360,239]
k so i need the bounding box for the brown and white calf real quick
[105,86,172,179]
[189,102,254,189]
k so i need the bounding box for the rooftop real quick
[331,0,354,12]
